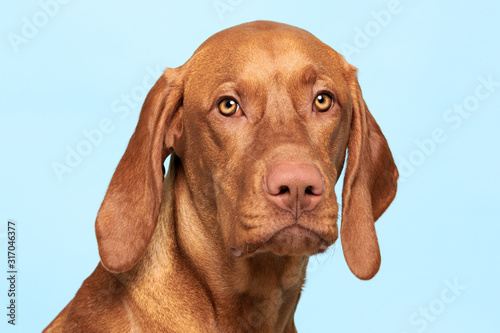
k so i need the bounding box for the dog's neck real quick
[134,160,308,332]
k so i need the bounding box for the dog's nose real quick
[263,162,324,220]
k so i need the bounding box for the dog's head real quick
[95,21,398,280]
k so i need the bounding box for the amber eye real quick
[314,93,333,112]
[218,98,239,116]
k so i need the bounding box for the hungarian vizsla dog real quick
[45,21,398,332]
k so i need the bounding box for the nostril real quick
[305,186,314,195]
[305,184,324,196]
[278,186,290,195]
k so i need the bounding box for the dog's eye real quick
[218,98,239,116]
[313,93,333,112]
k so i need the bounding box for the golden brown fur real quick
[44,21,398,332]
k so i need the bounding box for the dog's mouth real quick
[231,223,333,258]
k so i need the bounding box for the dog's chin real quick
[243,225,331,257]
[264,225,330,256]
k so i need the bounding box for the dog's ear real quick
[341,67,398,280]
[95,68,184,273]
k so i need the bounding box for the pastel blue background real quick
[1,0,499,332]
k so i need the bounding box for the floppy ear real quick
[341,68,398,280]
[95,68,184,273]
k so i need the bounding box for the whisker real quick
[243,152,258,162]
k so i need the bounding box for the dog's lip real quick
[273,224,322,240]
[234,223,329,257]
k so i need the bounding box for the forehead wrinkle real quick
[237,32,314,80]
[236,41,316,118]
[186,29,348,118]
[300,65,319,86]
[189,27,322,84]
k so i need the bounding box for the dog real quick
[44,20,398,332]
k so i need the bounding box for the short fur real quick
[45,21,398,333]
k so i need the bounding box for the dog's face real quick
[95,21,398,280]
[178,25,351,258]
